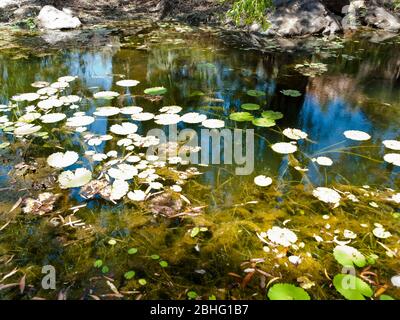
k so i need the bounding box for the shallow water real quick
[0,22,399,300]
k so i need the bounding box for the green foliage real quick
[333,245,366,268]
[267,283,311,300]
[229,112,254,122]
[124,270,136,279]
[333,274,373,300]
[187,291,198,299]
[226,0,273,29]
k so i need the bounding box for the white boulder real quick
[37,5,81,30]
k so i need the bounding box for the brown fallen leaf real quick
[374,285,388,298]
[241,271,255,288]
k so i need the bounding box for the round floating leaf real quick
[159,261,168,268]
[58,168,92,189]
[138,278,147,285]
[241,103,260,111]
[47,151,79,169]
[247,90,265,97]
[333,274,373,300]
[101,265,109,274]
[281,89,302,97]
[267,283,310,300]
[261,110,283,120]
[144,87,167,95]
[229,112,254,122]
[333,245,366,268]
[93,259,103,268]
[151,254,160,260]
[187,291,198,299]
[128,248,138,255]
[252,118,276,127]
[108,239,117,246]
[124,271,136,280]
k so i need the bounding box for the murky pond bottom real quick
[0,21,400,300]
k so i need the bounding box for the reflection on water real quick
[1,23,400,300]
[1,29,400,192]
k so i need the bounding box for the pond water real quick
[0,21,399,300]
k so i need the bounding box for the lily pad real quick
[333,274,373,300]
[247,90,265,97]
[128,248,138,254]
[159,260,168,268]
[93,91,119,99]
[58,168,92,189]
[124,270,136,279]
[229,112,254,122]
[281,89,302,97]
[241,103,260,111]
[144,87,167,95]
[252,118,276,127]
[333,245,366,268]
[47,151,79,169]
[261,110,283,120]
[267,283,310,300]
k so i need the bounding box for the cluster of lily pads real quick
[229,89,284,127]
[0,76,230,209]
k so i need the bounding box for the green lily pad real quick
[281,89,302,97]
[128,247,138,254]
[241,103,260,111]
[93,259,103,268]
[159,260,168,268]
[247,90,265,97]
[101,265,109,274]
[187,291,198,299]
[252,118,276,127]
[144,87,167,95]
[138,278,147,285]
[229,112,254,122]
[151,254,160,260]
[124,270,136,280]
[333,245,366,268]
[261,110,283,121]
[267,283,311,300]
[333,274,373,300]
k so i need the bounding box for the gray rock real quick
[37,5,82,30]
[364,6,400,31]
[13,6,41,20]
[0,0,19,9]
[263,0,341,36]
